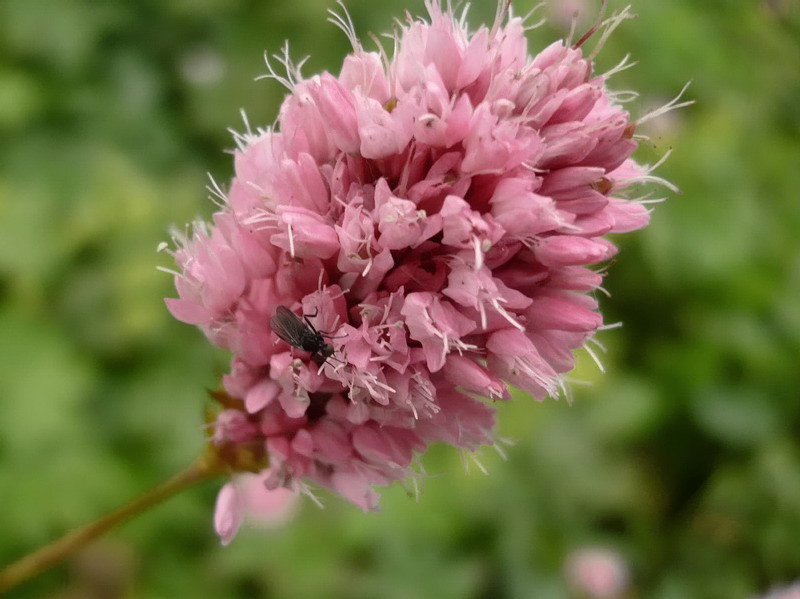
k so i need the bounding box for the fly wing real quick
[270,305,306,347]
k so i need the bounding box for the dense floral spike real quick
[166,1,668,542]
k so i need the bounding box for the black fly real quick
[270,305,338,365]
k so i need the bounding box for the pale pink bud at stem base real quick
[214,483,244,546]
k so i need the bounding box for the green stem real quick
[0,456,224,594]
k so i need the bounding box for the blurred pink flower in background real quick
[546,0,592,31]
[564,547,630,598]
[241,472,300,529]
[164,0,684,543]
[753,581,800,599]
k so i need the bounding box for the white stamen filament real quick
[491,297,525,331]
[327,0,361,52]
[156,266,181,277]
[469,452,488,475]
[589,6,635,61]
[206,174,229,208]
[257,41,309,90]
[473,236,484,270]
[287,222,296,258]
[637,81,694,126]
[512,356,558,396]
[583,342,606,373]
[603,53,637,79]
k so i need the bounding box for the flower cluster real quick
[165,1,669,543]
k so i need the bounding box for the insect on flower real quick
[269,305,341,365]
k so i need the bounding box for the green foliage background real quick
[1,0,798,597]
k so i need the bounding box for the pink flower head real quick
[165,0,681,543]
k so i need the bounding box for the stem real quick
[0,456,224,594]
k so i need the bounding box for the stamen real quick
[227,109,263,151]
[287,222,296,258]
[574,0,608,48]
[583,342,606,373]
[468,451,488,475]
[327,0,362,52]
[519,2,547,32]
[206,174,228,208]
[637,81,694,126]
[298,482,326,508]
[603,53,637,79]
[588,6,635,60]
[491,297,525,331]
[156,266,181,277]
[257,51,293,90]
[256,42,309,90]
[490,0,511,39]
[610,90,640,103]
[473,236,484,270]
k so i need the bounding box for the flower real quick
[564,547,631,598]
[165,0,681,543]
[752,581,800,599]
